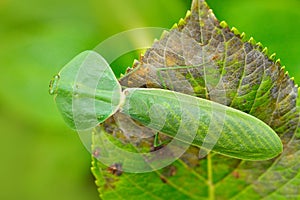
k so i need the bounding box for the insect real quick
[49,50,283,161]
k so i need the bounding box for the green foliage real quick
[2,0,300,200]
[92,0,300,199]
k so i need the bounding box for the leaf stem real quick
[207,153,215,200]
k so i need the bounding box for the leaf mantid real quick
[50,50,282,161]
[90,0,300,199]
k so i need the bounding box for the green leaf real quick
[92,0,300,199]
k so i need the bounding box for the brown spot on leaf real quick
[162,165,177,177]
[211,54,219,61]
[92,148,100,159]
[107,163,123,176]
[160,165,177,184]
[104,177,116,190]
[160,175,168,183]
[232,171,240,179]
[126,67,133,73]
[169,165,177,176]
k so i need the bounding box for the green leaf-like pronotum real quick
[91,0,300,199]
[50,51,122,130]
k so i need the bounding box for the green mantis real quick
[50,50,283,161]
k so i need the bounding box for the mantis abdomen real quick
[120,88,282,160]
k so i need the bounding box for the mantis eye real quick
[49,75,60,95]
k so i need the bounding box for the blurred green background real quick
[0,0,299,199]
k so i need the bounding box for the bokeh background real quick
[1,0,300,199]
